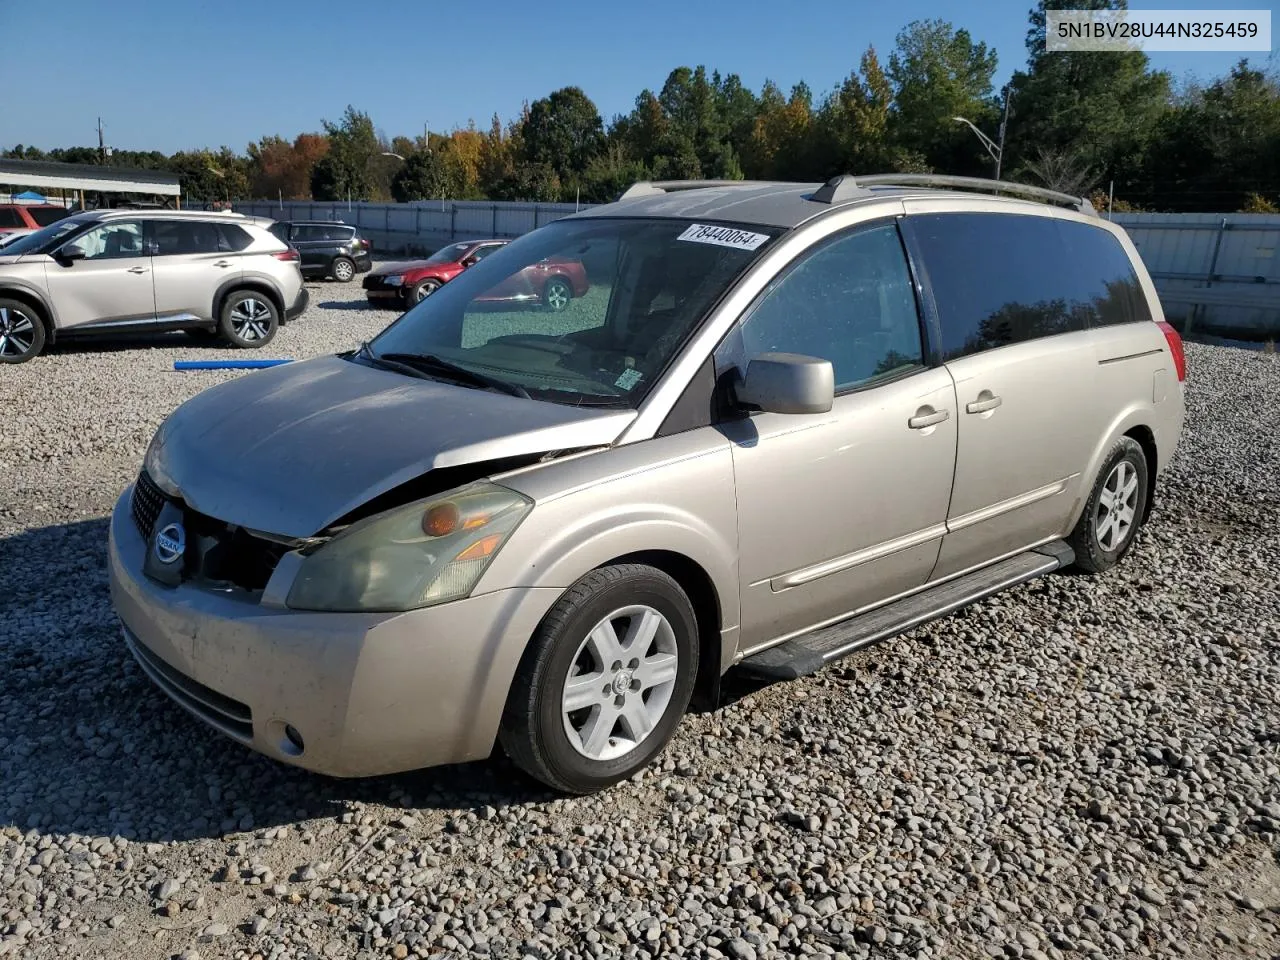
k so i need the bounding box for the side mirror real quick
[734,352,835,415]
[57,245,86,264]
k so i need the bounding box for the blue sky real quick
[3,0,1275,154]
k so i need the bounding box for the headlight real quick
[285,482,532,612]
[383,275,404,287]
[143,420,181,495]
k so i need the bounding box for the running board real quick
[738,540,1075,681]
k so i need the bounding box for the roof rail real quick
[616,179,779,201]
[815,173,1096,215]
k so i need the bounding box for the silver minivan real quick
[108,175,1186,794]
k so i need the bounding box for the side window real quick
[218,224,254,252]
[151,220,225,256]
[268,223,290,243]
[721,222,925,392]
[292,225,322,242]
[67,221,145,260]
[470,244,503,262]
[1056,219,1151,326]
[323,226,354,242]
[911,212,1096,360]
[0,209,24,228]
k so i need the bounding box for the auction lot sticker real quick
[677,224,771,251]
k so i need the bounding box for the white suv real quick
[0,210,308,363]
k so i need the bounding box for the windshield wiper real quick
[372,348,532,399]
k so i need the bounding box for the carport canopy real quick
[0,158,181,198]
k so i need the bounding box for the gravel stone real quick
[2,290,1279,960]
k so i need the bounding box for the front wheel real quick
[499,564,699,794]
[1068,436,1149,573]
[0,298,45,363]
[409,278,440,304]
[218,291,279,349]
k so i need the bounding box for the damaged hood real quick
[148,354,634,537]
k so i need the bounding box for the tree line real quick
[7,2,1280,214]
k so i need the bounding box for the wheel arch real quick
[594,549,724,712]
[1071,406,1161,532]
[213,276,284,325]
[1124,423,1159,525]
[0,285,56,342]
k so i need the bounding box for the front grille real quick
[131,470,167,539]
[123,626,254,742]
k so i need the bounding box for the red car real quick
[0,203,72,237]
[363,238,589,310]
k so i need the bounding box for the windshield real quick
[0,218,87,256]
[425,242,474,264]
[365,217,779,407]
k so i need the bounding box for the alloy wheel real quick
[333,259,355,282]
[545,280,571,312]
[1094,459,1139,551]
[561,605,679,762]
[229,298,273,342]
[0,305,37,359]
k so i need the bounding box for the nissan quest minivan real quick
[108,175,1186,794]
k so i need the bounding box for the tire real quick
[0,298,45,363]
[218,291,279,349]
[409,278,440,304]
[543,277,573,312]
[499,564,700,794]
[1068,436,1149,574]
[331,257,356,282]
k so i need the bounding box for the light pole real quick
[953,85,1011,180]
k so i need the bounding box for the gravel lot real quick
[1,273,1278,960]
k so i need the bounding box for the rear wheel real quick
[543,277,572,312]
[218,291,279,349]
[500,564,699,794]
[1068,436,1149,573]
[0,298,45,364]
[331,257,356,282]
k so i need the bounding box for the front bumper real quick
[362,275,409,305]
[107,488,560,778]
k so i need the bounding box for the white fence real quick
[225,199,586,256]
[1111,212,1280,342]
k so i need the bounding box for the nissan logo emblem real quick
[154,522,186,565]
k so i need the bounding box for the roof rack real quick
[812,173,1096,215]
[616,179,780,201]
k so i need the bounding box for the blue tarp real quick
[14,190,46,202]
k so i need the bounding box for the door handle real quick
[127,266,149,274]
[966,393,1003,414]
[213,260,233,268]
[908,408,950,430]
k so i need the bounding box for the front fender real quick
[478,434,742,666]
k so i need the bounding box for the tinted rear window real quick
[219,224,254,251]
[27,207,70,227]
[0,209,23,228]
[911,212,1148,360]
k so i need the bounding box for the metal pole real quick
[995,86,1010,180]
[1108,181,1114,220]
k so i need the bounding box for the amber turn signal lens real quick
[455,534,502,562]
[422,502,460,537]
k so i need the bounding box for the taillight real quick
[1157,320,1186,382]
[274,249,300,263]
